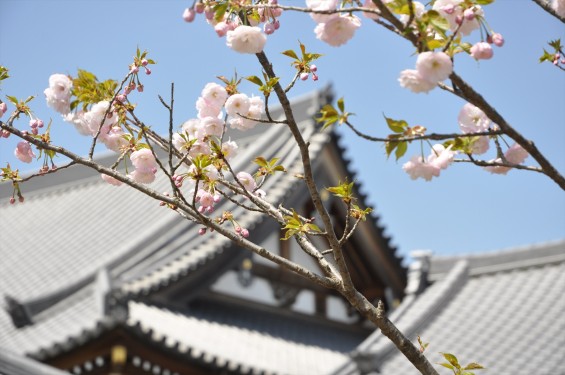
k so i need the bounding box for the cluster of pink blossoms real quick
[184,0,283,54]
[553,0,565,17]
[399,51,453,93]
[484,143,529,175]
[458,103,491,155]
[402,144,456,181]
[307,0,362,47]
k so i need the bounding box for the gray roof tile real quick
[341,240,565,375]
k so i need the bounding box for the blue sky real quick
[1,0,563,259]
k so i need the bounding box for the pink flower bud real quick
[1,130,10,138]
[195,2,205,14]
[116,94,127,103]
[137,84,144,92]
[241,228,249,238]
[463,8,475,21]
[235,226,242,233]
[491,33,504,47]
[29,119,38,128]
[37,119,44,128]
[130,66,139,74]
[300,72,309,81]
[455,15,463,25]
[215,22,230,37]
[198,228,207,235]
[0,102,7,115]
[145,67,152,75]
[129,82,136,90]
[264,23,275,35]
[31,128,38,135]
[274,20,280,30]
[10,197,15,204]
[18,196,24,203]
[183,7,196,22]
[141,59,148,66]
[205,8,214,20]
[310,64,317,72]
[312,73,319,81]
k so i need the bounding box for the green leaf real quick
[337,97,345,113]
[395,141,408,160]
[254,156,268,168]
[440,353,461,369]
[6,95,19,105]
[438,362,455,370]
[463,363,485,370]
[384,116,408,133]
[427,39,446,50]
[246,75,263,86]
[474,0,494,5]
[385,140,399,159]
[282,49,299,60]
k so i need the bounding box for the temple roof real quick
[335,239,565,374]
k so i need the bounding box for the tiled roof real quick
[0,348,68,375]
[335,240,565,375]
[126,300,363,375]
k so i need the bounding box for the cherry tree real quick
[1,1,564,374]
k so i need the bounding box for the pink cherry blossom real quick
[215,22,230,37]
[64,111,91,136]
[102,126,128,152]
[201,83,228,108]
[101,173,123,186]
[471,136,490,155]
[428,144,456,170]
[458,103,490,133]
[129,169,156,184]
[362,0,380,20]
[415,52,453,83]
[0,102,7,117]
[196,97,222,119]
[484,143,528,175]
[14,141,36,163]
[130,148,158,173]
[226,26,267,54]
[222,139,239,160]
[44,73,73,114]
[306,0,339,23]
[314,15,361,47]
[505,143,528,164]
[402,156,440,181]
[225,93,251,117]
[398,69,437,93]
[470,42,493,60]
[84,101,118,136]
[236,171,256,191]
[199,116,224,138]
[399,1,425,25]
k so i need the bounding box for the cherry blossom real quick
[0,102,7,117]
[84,101,118,136]
[222,139,239,160]
[485,143,529,175]
[314,15,361,47]
[101,173,123,186]
[470,42,493,60]
[14,141,35,163]
[398,69,437,93]
[226,26,267,54]
[44,74,73,114]
[225,93,251,117]
[201,83,228,108]
[129,148,158,184]
[402,155,440,181]
[236,171,257,191]
[415,51,453,83]
[306,0,339,23]
[458,103,491,133]
[362,0,380,20]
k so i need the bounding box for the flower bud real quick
[0,102,7,115]
[264,22,275,35]
[195,2,205,14]
[137,84,144,92]
[130,66,139,74]
[491,33,504,47]
[183,7,196,22]
[312,73,319,81]
[145,67,152,75]
[300,72,309,81]
[141,59,148,66]
[310,64,317,72]
[18,196,24,203]
[463,8,475,21]
[442,4,455,14]
[37,119,44,128]
[198,228,207,235]
[10,197,15,204]
[241,228,249,238]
